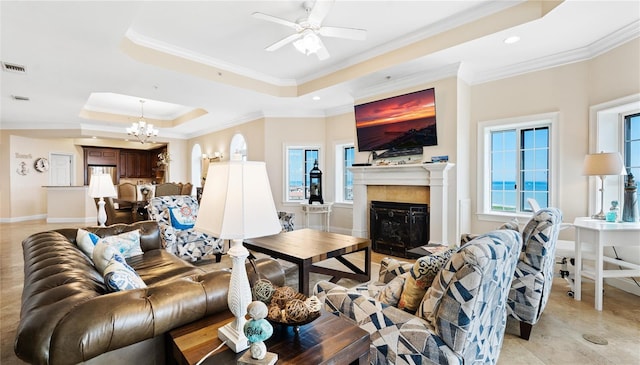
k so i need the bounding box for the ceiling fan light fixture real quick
[293,30,322,55]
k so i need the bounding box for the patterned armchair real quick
[315,229,522,365]
[147,195,224,262]
[507,207,562,340]
[278,211,295,232]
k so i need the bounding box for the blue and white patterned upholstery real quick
[147,195,224,261]
[278,211,295,232]
[507,207,562,338]
[315,229,522,365]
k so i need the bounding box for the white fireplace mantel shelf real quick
[349,162,455,244]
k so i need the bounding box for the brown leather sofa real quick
[15,221,285,365]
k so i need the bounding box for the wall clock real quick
[35,157,49,172]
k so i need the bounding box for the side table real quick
[300,202,333,231]
[168,309,369,365]
[573,217,640,311]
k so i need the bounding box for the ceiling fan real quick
[253,0,367,60]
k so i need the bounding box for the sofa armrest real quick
[314,281,462,365]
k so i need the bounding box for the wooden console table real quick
[573,217,640,311]
[300,202,333,231]
[168,309,370,365]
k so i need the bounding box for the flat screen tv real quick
[354,88,437,152]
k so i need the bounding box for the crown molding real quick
[470,20,640,85]
[124,29,298,88]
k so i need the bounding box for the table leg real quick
[300,260,311,296]
[594,231,604,311]
[574,229,582,301]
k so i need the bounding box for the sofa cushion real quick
[398,248,455,312]
[168,206,197,230]
[97,229,144,258]
[93,241,146,292]
[378,257,413,283]
[76,228,100,259]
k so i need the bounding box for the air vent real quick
[2,62,27,73]
[11,95,30,101]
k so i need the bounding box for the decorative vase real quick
[622,173,639,222]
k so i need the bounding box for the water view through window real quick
[491,126,549,212]
[287,148,319,201]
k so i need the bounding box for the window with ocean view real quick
[286,147,319,202]
[624,112,640,202]
[335,144,354,202]
[479,112,557,220]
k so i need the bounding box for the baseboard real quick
[0,214,47,223]
[46,216,96,224]
[605,277,640,297]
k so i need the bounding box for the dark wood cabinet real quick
[120,149,153,178]
[84,147,119,166]
[84,146,162,183]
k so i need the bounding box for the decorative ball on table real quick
[239,301,277,365]
[253,278,276,303]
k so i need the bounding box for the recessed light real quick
[92,136,97,139]
[504,36,520,44]
[312,96,320,101]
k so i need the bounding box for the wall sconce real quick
[204,151,223,162]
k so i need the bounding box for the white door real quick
[50,153,72,186]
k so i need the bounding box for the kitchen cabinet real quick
[119,149,152,178]
[84,147,119,166]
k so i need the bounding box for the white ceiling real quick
[1,0,639,143]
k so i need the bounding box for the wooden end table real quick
[168,309,370,365]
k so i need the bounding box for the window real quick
[478,112,557,220]
[335,144,355,202]
[285,146,319,202]
[624,112,640,201]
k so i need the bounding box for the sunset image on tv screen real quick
[354,88,437,151]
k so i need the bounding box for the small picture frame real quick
[431,155,449,163]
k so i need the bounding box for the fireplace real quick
[349,163,454,244]
[370,201,429,258]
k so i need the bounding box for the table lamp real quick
[88,173,117,227]
[583,152,626,220]
[194,160,281,353]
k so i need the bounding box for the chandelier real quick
[126,100,158,144]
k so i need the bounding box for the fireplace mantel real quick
[349,162,455,244]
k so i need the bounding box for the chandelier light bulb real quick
[126,99,159,144]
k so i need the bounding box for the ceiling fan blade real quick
[265,33,302,52]
[319,26,367,41]
[315,38,330,60]
[252,12,300,30]
[308,0,334,27]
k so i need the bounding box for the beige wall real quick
[5,135,84,220]
[469,39,640,236]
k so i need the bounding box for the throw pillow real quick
[97,229,143,258]
[76,228,100,259]
[375,272,410,307]
[168,206,197,230]
[398,248,455,313]
[93,241,146,292]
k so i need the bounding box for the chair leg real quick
[519,321,533,340]
[215,253,222,263]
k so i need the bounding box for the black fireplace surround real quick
[370,200,429,258]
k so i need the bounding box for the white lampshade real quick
[88,173,117,198]
[195,160,281,240]
[583,152,626,176]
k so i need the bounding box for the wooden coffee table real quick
[244,229,371,296]
[168,309,370,365]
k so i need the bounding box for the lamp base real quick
[218,322,250,353]
[591,211,606,220]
